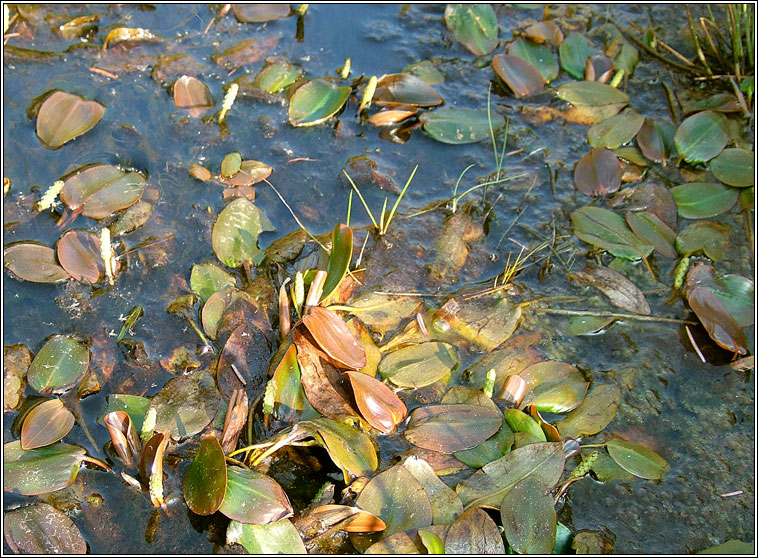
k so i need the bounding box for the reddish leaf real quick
[173,75,214,117]
[344,371,407,434]
[585,54,613,82]
[104,411,141,468]
[574,147,621,196]
[35,90,105,149]
[4,243,70,283]
[217,322,271,401]
[493,54,544,98]
[20,399,75,450]
[302,306,366,370]
[56,230,105,283]
[687,287,748,355]
[521,21,564,45]
[373,74,444,107]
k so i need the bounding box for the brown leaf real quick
[687,287,748,355]
[302,306,366,370]
[56,230,105,284]
[344,370,407,434]
[311,505,386,532]
[568,264,651,315]
[493,54,545,98]
[35,90,105,149]
[217,322,271,401]
[574,147,621,197]
[104,410,141,467]
[20,399,75,450]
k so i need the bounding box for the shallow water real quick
[3,3,754,554]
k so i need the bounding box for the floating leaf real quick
[405,404,502,453]
[568,264,651,315]
[418,530,446,554]
[183,436,227,516]
[321,223,353,303]
[217,322,271,400]
[500,476,556,554]
[34,90,105,149]
[504,409,546,441]
[555,384,620,439]
[685,264,754,327]
[20,399,75,450]
[555,80,629,106]
[674,110,729,163]
[191,263,236,302]
[303,417,378,478]
[303,306,367,370]
[102,27,157,48]
[572,206,653,261]
[587,108,645,149]
[27,335,89,394]
[147,370,220,440]
[404,60,445,85]
[212,197,274,268]
[453,421,514,468]
[309,505,386,533]
[625,211,678,259]
[676,222,729,260]
[444,4,499,56]
[232,3,291,23]
[60,163,146,220]
[173,75,213,110]
[251,58,303,93]
[671,182,738,219]
[445,506,505,554]
[345,371,406,434]
[354,463,433,536]
[456,442,565,509]
[288,79,351,127]
[419,107,505,144]
[520,361,589,414]
[270,344,312,421]
[4,242,69,283]
[566,315,615,335]
[636,118,675,163]
[606,438,669,480]
[559,33,600,79]
[492,54,544,98]
[507,38,559,82]
[612,181,678,229]
[57,230,104,284]
[3,441,86,496]
[710,148,755,187]
[520,20,563,45]
[574,147,621,196]
[373,74,444,107]
[226,519,306,554]
[687,287,748,355]
[221,152,242,178]
[104,394,150,433]
[4,503,86,554]
[379,342,457,388]
[219,465,293,524]
[401,456,463,525]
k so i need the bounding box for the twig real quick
[532,307,699,325]
[264,178,328,252]
[685,325,707,363]
[89,67,119,79]
[618,24,700,75]
[719,490,744,498]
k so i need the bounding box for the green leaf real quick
[697,540,755,554]
[34,90,105,149]
[303,417,378,477]
[504,409,546,441]
[3,441,86,496]
[219,465,293,524]
[507,38,559,82]
[606,438,669,480]
[212,197,274,268]
[456,442,565,509]
[676,222,729,260]
[710,148,755,187]
[405,404,503,453]
[587,108,644,149]
[401,455,463,525]
[686,265,754,327]
[3,242,70,283]
[636,118,675,163]
[251,58,303,94]
[625,211,678,259]
[288,79,351,127]
[445,506,505,554]
[418,530,446,554]
[671,182,738,219]
[226,519,306,554]
[147,370,220,440]
[572,206,653,261]
[60,163,146,220]
[419,106,505,144]
[444,4,499,56]
[492,53,544,98]
[501,476,556,554]
[103,394,150,433]
[3,503,87,554]
[220,152,242,178]
[190,263,236,301]
[559,33,599,79]
[566,315,615,335]
[520,361,590,414]
[674,110,729,163]
[555,81,629,106]
[27,335,89,394]
[379,341,457,388]
[555,384,620,439]
[453,422,514,468]
[373,74,444,107]
[183,436,227,516]
[321,223,353,303]
[553,523,575,554]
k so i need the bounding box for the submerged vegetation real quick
[2,3,754,555]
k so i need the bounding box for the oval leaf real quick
[671,182,738,219]
[500,476,556,554]
[676,221,729,260]
[219,465,293,524]
[303,417,378,477]
[572,206,654,261]
[636,118,675,163]
[625,211,678,259]
[373,74,444,107]
[507,38,559,82]
[4,441,86,496]
[404,404,502,453]
[587,108,645,149]
[4,243,69,283]
[226,519,306,554]
[232,4,291,23]
[191,263,236,302]
[302,306,367,370]
[21,399,75,450]
[183,436,227,516]
[212,197,274,268]
[559,33,600,79]
[57,230,104,283]
[173,75,213,109]
[147,370,220,440]
[687,286,748,355]
[606,438,669,480]
[345,371,406,434]
[27,335,89,394]
[444,4,499,56]
[710,148,754,187]
[568,263,651,315]
[674,110,729,163]
[61,163,146,219]
[288,79,351,127]
[35,90,105,149]
[4,503,87,554]
[379,341,457,388]
[419,107,505,144]
[493,54,544,98]
[574,147,621,196]
[445,506,505,554]
[555,80,629,106]
[555,384,620,439]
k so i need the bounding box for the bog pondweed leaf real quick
[572,206,654,261]
[587,108,645,150]
[4,242,70,283]
[302,417,378,478]
[687,287,748,355]
[20,399,75,450]
[147,369,220,440]
[226,519,306,554]
[709,148,755,187]
[676,221,729,260]
[405,404,502,453]
[60,163,146,220]
[56,230,104,284]
[674,110,729,163]
[183,436,227,516]
[445,506,505,554]
[212,197,274,268]
[559,33,600,79]
[419,107,505,144]
[378,341,457,388]
[219,465,293,524]
[401,456,463,525]
[373,73,444,107]
[4,441,87,496]
[574,147,621,196]
[34,90,105,149]
[671,182,738,219]
[625,211,678,259]
[443,4,499,56]
[190,263,236,301]
[492,54,544,98]
[27,335,89,394]
[606,438,669,480]
[288,79,351,127]
[636,118,675,163]
[555,80,629,106]
[4,503,87,554]
[500,476,556,554]
[507,38,559,82]
[555,384,620,439]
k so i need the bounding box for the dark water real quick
[3,4,754,554]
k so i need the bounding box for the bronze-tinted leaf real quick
[302,306,366,370]
[500,476,556,554]
[568,263,651,315]
[56,230,104,283]
[344,371,406,434]
[232,4,291,23]
[574,147,621,196]
[138,431,170,506]
[4,441,87,496]
[173,75,214,114]
[405,405,502,453]
[367,107,417,126]
[302,417,378,478]
[4,503,87,554]
[585,54,613,82]
[147,370,220,440]
[20,399,75,450]
[445,506,505,554]
[555,384,620,439]
[60,163,146,220]
[521,21,563,45]
[687,287,748,355]
[35,90,105,149]
[220,465,293,524]
[373,74,444,107]
[104,410,141,468]
[401,455,464,525]
[636,118,675,164]
[183,436,227,516]
[492,54,544,98]
[4,242,70,283]
[310,505,386,532]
